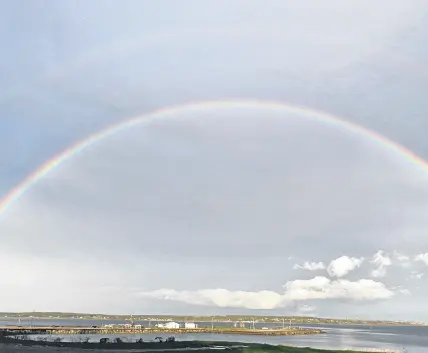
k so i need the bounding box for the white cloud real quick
[415,253,428,266]
[139,276,394,309]
[394,251,410,262]
[283,276,393,301]
[393,251,412,268]
[371,268,387,278]
[139,288,286,310]
[293,261,326,271]
[372,250,392,266]
[392,286,411,296]
[371,251,392,278]
[327,256,364,278]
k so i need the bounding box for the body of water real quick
[2,318,428,352]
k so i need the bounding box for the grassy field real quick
[234,346,385,353]
[0,336,397,353]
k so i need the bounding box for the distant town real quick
[0,312,426,326]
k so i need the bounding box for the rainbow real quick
[1,99,427,216]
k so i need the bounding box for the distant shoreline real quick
[1,316,426,327]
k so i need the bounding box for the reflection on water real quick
[2,318,427,352]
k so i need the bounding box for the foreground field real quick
[0,339,398,353]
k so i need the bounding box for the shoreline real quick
[1,316,426,327]
[1,326,325,337]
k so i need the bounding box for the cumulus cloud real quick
[371,251,392,278]
[327,256,364,278]
[139,276,394,309]
[293,261,326,271]
[415,253,428,266]
[139,288,286,310]
[283,276,393,301]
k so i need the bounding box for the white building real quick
[184,322,198,329]
[164,322,180,329]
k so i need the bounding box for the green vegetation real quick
[228,344,385,353]
[0,312,423,326]
[0,337,397,353]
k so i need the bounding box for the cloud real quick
[415,253,428,266]
[393,251,412,268]
[139,288,286,310]
[371,251,392,278]
[139,276,395,309]
[372,250,392,266]
[283,276,394,301]
[371,268,387,278]
[327,256,364,278]
[293,261,326,271]
[394,251,410,262]
[392,286,411,296]
[399,289,411,295]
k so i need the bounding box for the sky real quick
[1,0,428,321]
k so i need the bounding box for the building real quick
[184,322,198,329]
[165,322,180,329]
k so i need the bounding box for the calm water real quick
[2,318,428,352]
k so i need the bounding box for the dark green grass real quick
[1,336,394,353]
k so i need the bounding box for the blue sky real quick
[1,0,428,320]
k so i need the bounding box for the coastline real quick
[1,315,424,327]
[0,326,325,337]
